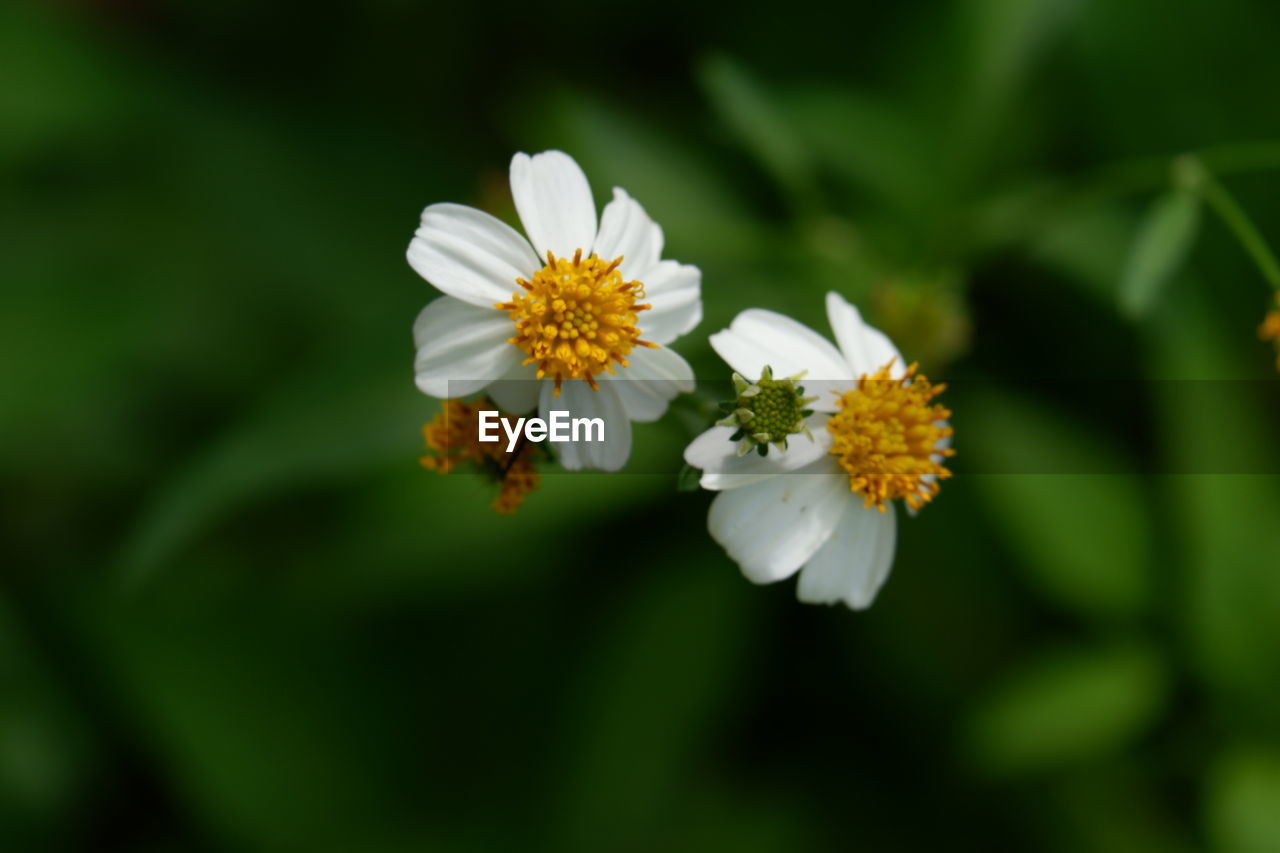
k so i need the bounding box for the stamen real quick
[827,361,954,512]
[500,250,653,391]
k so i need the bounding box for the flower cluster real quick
[406,151,953,611]
[419,397,539,514]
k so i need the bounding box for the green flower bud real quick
[715,365,817,457]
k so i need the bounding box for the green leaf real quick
[114,368,421,590]
[1205,749,1280,853]
[676,463,702,493]
[965,643,1169,776]
[1119,188,1201,318]
[1023,202,1137,305]
[697,54,817,211]
[952,0,1081,178]
[1199,169,1280,291]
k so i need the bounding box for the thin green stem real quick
[1076,140,1280,202]
[972,139,1280,265]
[1197,140,1280,178]
[1198,168,1280,291]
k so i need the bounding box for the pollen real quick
[827,362,955,513]
[420,397,539,515]
[497,249,654,395]
[1261,295,1280,371]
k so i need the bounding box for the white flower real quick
[408,150,702,471]
[683,293,954,610]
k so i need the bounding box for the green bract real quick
[716,365,817,457]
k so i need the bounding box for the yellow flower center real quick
[497,249,654,394]
[420,397,539,515]
[827,361,955,513]
[1261,298,1280,371]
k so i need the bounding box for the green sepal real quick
[676,463,702,492]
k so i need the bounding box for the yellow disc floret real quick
[1261,295,1280,371]
[827,361,955,513]
[498,249,654,395]
[420,397,539,515]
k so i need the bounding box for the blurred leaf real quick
[1027,203,1137,306]
[965,642,1169,776]
[116,368,421,590]
[956,0,1080,158]
[1199,169,1280,290]
[1119,188,1200,319]
[964,391,1152,621]
[1205,748,1280,853]
[676,463,701,492]
[697,54,817,212]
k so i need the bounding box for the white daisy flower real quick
[683,292,954,610]
[408,150,702,471]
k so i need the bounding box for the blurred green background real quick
[5,0,1280,850]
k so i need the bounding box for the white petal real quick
[542,379,632,472]
[510,151,597,260]
[641,261,702,345]
[684,414,835,490]
[797,501,897,609]
[486,361,540,414]
[707,459,848,584]
[413,297,516,397]
[407,203,540,308]
[604,346,694,423]
[594,187,663,280]
[710,309,855,411]
[825,291,905,378]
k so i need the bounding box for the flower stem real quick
[975,139,1280,259]
[1197,167,1280,291]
